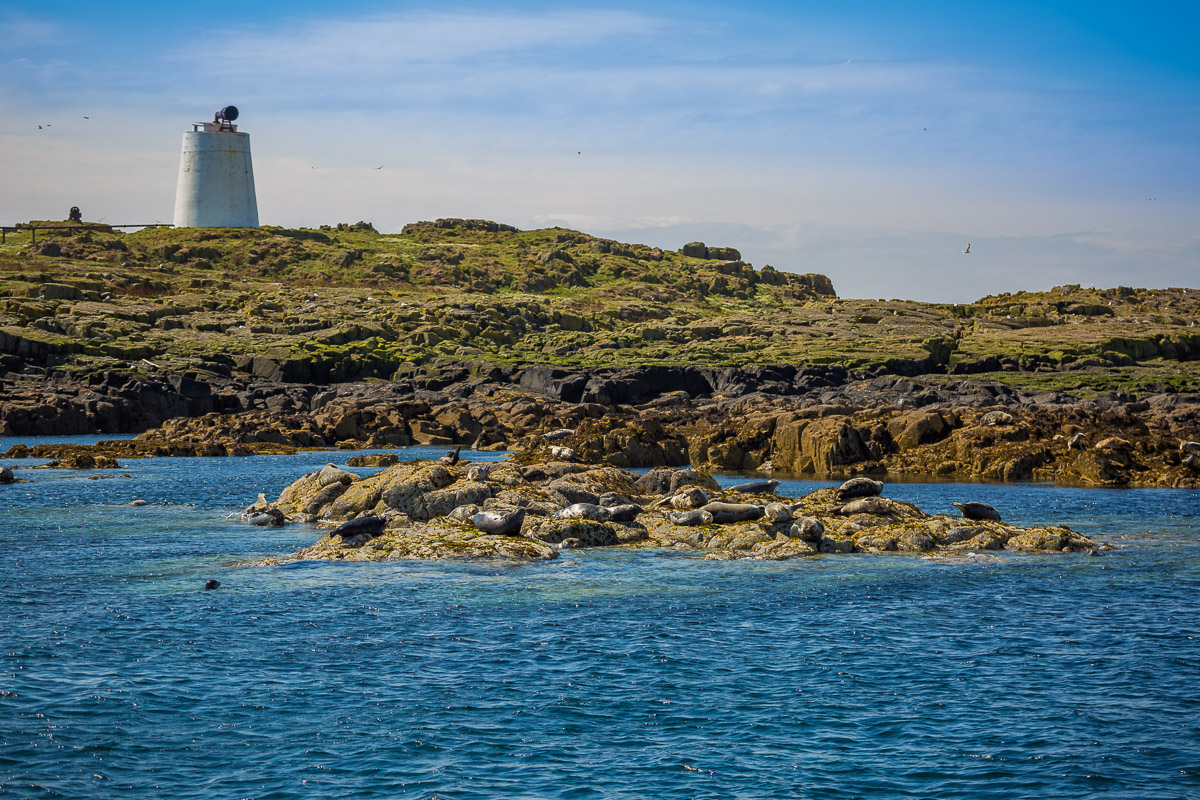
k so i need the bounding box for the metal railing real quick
[1,223,173,244]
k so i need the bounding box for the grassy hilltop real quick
[1,218,1198,395]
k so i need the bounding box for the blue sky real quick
[2,1,1197,301]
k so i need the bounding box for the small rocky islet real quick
[248,455,1100,564]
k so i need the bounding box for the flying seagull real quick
[375,165,384,170]
[962,243,971,254]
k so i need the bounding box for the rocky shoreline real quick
[4,367,1198,488]
[2,220,1197,488]
[245,459,1101,564]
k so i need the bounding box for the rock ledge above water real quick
[252,460,1100,563]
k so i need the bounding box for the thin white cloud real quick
[0,12,69,46]
[183,9,665,78]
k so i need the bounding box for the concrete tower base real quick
[173,122,259,228]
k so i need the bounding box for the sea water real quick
[1,440,1198,799]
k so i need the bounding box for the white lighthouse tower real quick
[173,106,259,228]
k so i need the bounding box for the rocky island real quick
[248,458,1099,563]
[2,218,1198,488]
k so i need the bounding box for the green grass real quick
[0,218,1196,391]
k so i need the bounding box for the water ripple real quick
[1,450,1199,798]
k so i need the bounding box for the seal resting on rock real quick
[666,509,714,526]
[552,503,608,521]
[790,517,825,541]
[441,446,462,466]
[0,466,14,484]
[471,508,526,536]
[598,492,634,508]
[318,464,356,488]
[700,502,765,524]
[835,477,884,502]
[726,479,780,495]
[952,502,1002,522]
[840,497,896,516]
[764,502,793,524]
[600,503,642,522]
[331,515,387,539]
[653,487,708,510]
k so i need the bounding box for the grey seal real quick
[598,492,634,508]
[600,503,642,522]
[700,502,765,524]
[318,464,356,488]
[0,466,14,484]
[726,479,781,495]
[249,508,286,527]
[764,502,794,524]
[203,579,221,591]
[552,503,607,521]
[666,509,714,526]
[441,446,462,466]
[840,497,896,516]
[952,502,1001,522]
[471,508,526,536]
[835,477,883,502]
[789,517,825,541]
[331,515,387,539]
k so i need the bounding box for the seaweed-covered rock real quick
[636,467,720,495]
[256,457,1101,562]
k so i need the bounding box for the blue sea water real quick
[1,441,1198,799]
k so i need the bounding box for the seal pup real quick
[471,508,526,536]
[835,477,883,502]
[952,502,1001,522]
[331,515,387,540]
[726,479,780,495]
[441,446,462,466]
